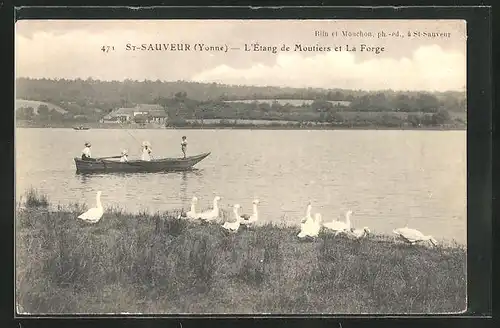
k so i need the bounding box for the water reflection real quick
[75,169,206,210]
[180,171,188,203]
[77,174,90,185]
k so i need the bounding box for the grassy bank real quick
[16,190,466,314]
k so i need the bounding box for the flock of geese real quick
[77,191,439,247]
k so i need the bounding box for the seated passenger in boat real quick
[120,149,128,162]
[181,136,188,158]
[141,141,152,161]
[81,142,92,160]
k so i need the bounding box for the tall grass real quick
[23,188,49,208]
[16,191,466,314]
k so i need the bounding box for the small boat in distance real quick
[73,126,90,130]
[74,152,211,174]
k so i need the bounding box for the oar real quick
[96,155,122,160]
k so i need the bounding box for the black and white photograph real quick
[15,19,467,314]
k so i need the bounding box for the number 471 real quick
[101,46,115,52]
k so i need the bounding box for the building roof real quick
[103,110,131,119]
[105,107,136,118]
[135,104,163,111]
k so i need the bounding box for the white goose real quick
[300,201,314,230]
[241,199,259,227]
[393,226,438,247]
[179,196,199,219]
[311,213,323,236]
[298,213,322,239]
[78,191,103,223]
[347,226,371,239]
[198,196,221,222]
[222,204,243,232]
[323,210,353,236]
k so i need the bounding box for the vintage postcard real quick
[15,18,467,315]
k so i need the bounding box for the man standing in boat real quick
[141,141,153,161]
[181,136,188,158]
[81,142,92,161]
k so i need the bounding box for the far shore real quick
[15,122,467,131]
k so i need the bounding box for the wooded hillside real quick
[15,78,466,128]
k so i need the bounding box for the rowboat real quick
[74,152,211,173]
[73,126,90,130]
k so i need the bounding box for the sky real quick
[15,19,467,91]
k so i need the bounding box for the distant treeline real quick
[164,111,460,129]
[15,78,466,128]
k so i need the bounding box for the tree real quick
[174,91,187,102]
[258,103,271,112]
[311,100,333,112]
[62,113,74,121]
[370,93,389,111]
[415,93,440,113]
[326,112,344,124]
[420,114,435,126]
[380,113,403,127]
[271,101,282,112]
[48,110,64,122]
[440,95,460,112]
[407,114,422,127]
[166,118,187,127]
[37,104,50,116]
[350,95,371,111]
[16,107,35,120]
[334,91,344,101]
[278,103,292,113]
[394,94,413,112]
[431,109,452,125]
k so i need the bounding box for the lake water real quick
[15,128,467,244]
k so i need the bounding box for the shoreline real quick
[17,202,466,247]
[16,190,466,314]
[15,123,466,131]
